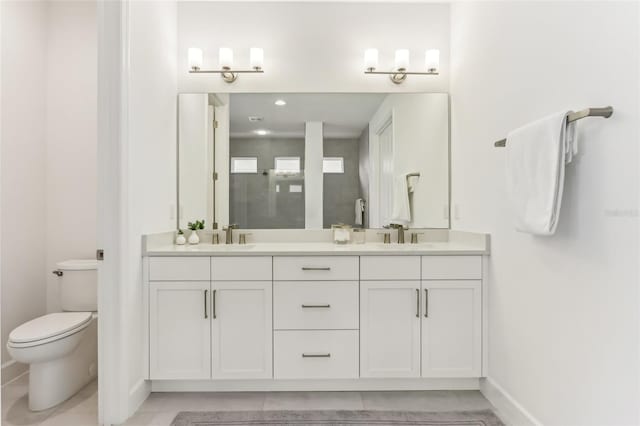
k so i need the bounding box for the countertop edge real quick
[143,249,489,257]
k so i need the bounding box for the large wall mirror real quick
[178,92,450,230]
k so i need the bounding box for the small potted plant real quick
[187,220,205,245]
[175,229,186,245]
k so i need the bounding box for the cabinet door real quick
[421,280,481,378]
[360,280,421,378]
[211,281,273,379]
[149,282,211,379]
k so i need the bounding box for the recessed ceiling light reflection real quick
[254,129,270,136]
[274,99,287,106]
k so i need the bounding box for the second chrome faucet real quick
[389,223,407,244]
[223,224,238,244]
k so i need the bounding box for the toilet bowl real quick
[6,260,98,411]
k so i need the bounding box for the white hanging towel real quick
[389,173,412,226]
[506,111,578,235]
[355,198,365,225]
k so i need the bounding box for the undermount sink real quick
[366,242,433,249]
[206,244,255,250]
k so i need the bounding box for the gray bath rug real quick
[170,410,504,426]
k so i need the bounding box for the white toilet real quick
[7,259,98,411]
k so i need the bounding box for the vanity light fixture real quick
[364,48,439,84]
[188,47,265,83]
[274,99,287,106]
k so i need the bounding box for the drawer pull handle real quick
[302,267,331,271]
[302,353,331,358]
[301,304,331,308]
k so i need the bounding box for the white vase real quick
[175,233,186,245]
[188,230,200,245]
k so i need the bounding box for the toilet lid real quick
[9,312,92,343]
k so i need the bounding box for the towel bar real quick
[494,106,613,147]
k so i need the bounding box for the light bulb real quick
[364,48,379,71]
[219,48,233,69]
[250,47,264,70]
[425,49,439,73]
[188,47,203,71]
[394,49,410,71]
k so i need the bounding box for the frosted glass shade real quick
[425,49,440,72]
[250,48,264,70]
[364,48,379,70]
[188,48,203,70]
[219,48,233,68]
[394,49,410,70]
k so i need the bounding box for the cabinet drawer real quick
[274,330,358,379]
[422,256,481,280]
[360,256,420,280]
[212,257,272,281]
[274,281,358,330]
[273,256,358,281]
[149,257,210,281]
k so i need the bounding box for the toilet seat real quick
[8,312,92,348]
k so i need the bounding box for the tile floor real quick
[2,374,499,426]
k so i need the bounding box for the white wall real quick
[369,93,449,228]
[0,0,48,383]
[45,1,97,313]
[178,1,449,93]
[450,2,639,425]
[126,0,178,414]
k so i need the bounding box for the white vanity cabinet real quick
[421,256,482,378]
[360,255,482,379]
[145,251,485,388]
[148,257,212,380]
[360,256,422,378]
[148,256,272,380]
[149,281,212,379]
[211,281,272,379]
[360,280,422,377]
[211,257,273,379]
[421,281,481,377]
[273,256,359,379]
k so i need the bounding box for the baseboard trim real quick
[128,378,151,418]
[480,377,541,426]
[151,378,480,392]
[1,360,28,386]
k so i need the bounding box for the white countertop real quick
[145,241,488,256]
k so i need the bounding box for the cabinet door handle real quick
[301,304,331,308]
[416,289,420,318]
[212,289,217,319]
[424,289,429,318]
[302,353,331,358]
[204,289,208,319]
[301,267,331,271]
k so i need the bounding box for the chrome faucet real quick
[390,223,407,244]
[223,224,238,244]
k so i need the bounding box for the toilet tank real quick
[57,259,98,312]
